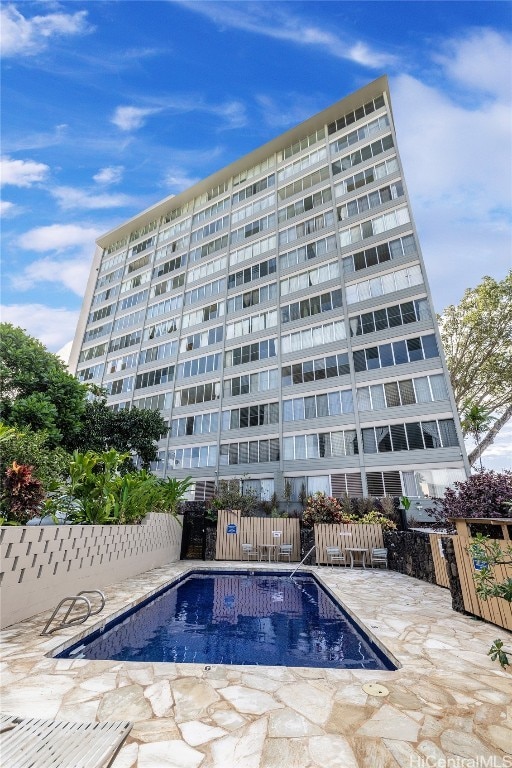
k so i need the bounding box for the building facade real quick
[70,76,469,509]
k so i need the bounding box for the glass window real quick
[393,340,408,364]
[295,435,307,459]
[307,476,330,495]
[317,394,329,417]
[283,437,294,460]
[370,383,386,410]
[421,421,441,449]
[384,382,400,407]
[375,426,392,452]
[390,424,408,451]
[422,334,438,359]
[379,343,393,368]
[414,376,431,403]
[362,428,377,453]
[399,379,416,405]
[283,400,294,421]
[438,419,458,447]
[406,422,424,450]
[430,374,448,400]
[357,387,371,411]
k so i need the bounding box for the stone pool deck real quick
[1,561,511,768]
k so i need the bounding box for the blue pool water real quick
[57,571,395,670]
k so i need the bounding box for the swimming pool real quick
[56,570,396,670]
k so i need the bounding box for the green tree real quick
[76,399,167,470]
[460,403,495,470]
[0,324,87,449]
[438,272,512,467]
[0,424,68,492]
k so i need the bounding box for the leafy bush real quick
[2,462,45,524]
[302,493,349,527]
[207,479,259,520]
[358,510,397,530]
[432,470,512,527]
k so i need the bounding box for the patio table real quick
[345,547,369,568]
[258,543,278,562]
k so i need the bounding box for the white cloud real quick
[12,256,92,296]
[0,5,91,58]
[391,65,511,311]
[256,93,323,129]
[176,1,395,69]
[50,185,135,211]
[93,166,124,185]
[163,169,201,193]
[434,28,512,101]
[0,200,20,217]
[17,223,102,253]
[0,304,80,351]
[0,155,49,187]
[111,106,160,131]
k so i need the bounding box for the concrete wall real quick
[0,513,183,629]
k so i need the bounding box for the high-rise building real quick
[70,76,469,509]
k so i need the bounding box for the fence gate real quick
[180,506,207,560]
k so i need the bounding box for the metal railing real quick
[40,590,105,636]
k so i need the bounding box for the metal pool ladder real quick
[41,590,106,635]
[290,545,316,579]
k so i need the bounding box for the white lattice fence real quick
[0,513,182,628]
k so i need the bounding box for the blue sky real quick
[1,1,511,466]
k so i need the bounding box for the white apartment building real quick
[70,76,470,508]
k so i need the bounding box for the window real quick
[278,128,325,161]
[153,254,186,278]
[229,234,277,267]
[281,289,343,325]
[228,257,277,290]
[349,299,430,338]
[108,352,139,373]
[335,156,399,199]
[282,352,350,387]
[189,234,228,263]
[135,366,174,390]
[132,392,171,411]
[343,234,417,274]
[174,381,221,407]
[280,260,340,296]
[277,166,331,200]
[352,334,438,372]
[176,354,220,379]
[150,274,185,299]
[144,318,179,341]
[281,319,346,355]
[181,302,225,329]
[105,376,134,395]
[171,411,219,437]
[231,192,275,224]
[366,470,402,497]
[226,309,278,340]
[338,182,404,222]
[278,146,327,182]
[190,215,229,243]
[327,95,385,135]
[172,444,217,469]
[362,419,458,453]
[232,174,275,205]
[339,206,410,248]
[283,430,358,460]
[79,343,107,363]
[192,197,229,226]
[222,402,279,430]
[220,438,280,464]
[113,310,145,332]
[278,187,332,221]
[332,134,394,178]
[227,283,277,313]
[108,331,141,352]
[223,367,279,398]
[279,211,335,246]
[401,468,466,498]
[180,325,223,352]
[184,277,225,305]
[225,339,277,368]
[187,255,227,285]
[280,235,337,271]
[283,388,353,421]
[346,265,423,304]
[77,363,104,382]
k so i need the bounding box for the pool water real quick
[57,571,395,670]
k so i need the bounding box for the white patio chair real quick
[370,548,388,568]
[326,546,346,567]
[277,544,293,562]
[241,543,259,561]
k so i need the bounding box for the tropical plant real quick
[358,510,397,530]
[467,534,512,668]
[302,493,347,527]
[157,476,193,517]
[432,470,512,528]
[461,403,495,470]
[207,479,259,520]
[438,272,512,467]
[1,461,45,524]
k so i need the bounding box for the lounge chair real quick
[0,715,132,767]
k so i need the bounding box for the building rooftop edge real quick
[96,75,390,249]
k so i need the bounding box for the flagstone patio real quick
[1,561,511,767]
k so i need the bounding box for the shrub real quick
[432,470,512,527]
[358,510,397,530]
[302,493,350,527]
[2,462,44,524]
